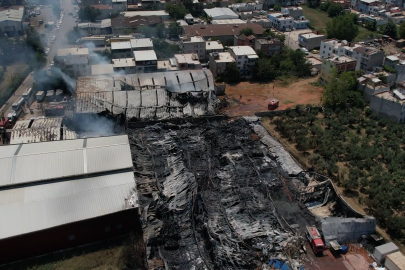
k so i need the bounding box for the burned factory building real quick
[128,117,315,269]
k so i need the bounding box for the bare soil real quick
[220,77,323,117]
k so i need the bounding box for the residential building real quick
[281,6,303,19]
[157,59,180,71]
[293,17,310,29]
[56,48,91,78]
[358,73,390,102]
[203,7,239,20]
[320,39,384,71]
[130,38,153,51]
[209,52,235,77]
[248,17,272,28]
[358,0,379,14]
[77,19,112,35]
[182,24,265,45]
[179,35,206,60]
[320,55,357,82]
[385,10,405,24]
[352,46,384,71]
[267,13,294,31]
[228,46,259,77]
[254,38,282,56]
[123,10,170,20]
[206,40,224,58]
[111,15,162,35]
[112,58,136,73]
[234,34,255,48]
[231,1,263,12]
[306,56,323,71]
[111,41,132,58]
[133,50,157,72]
[87,4,113,20]
[112,0,127,12]
[0,6,24,36]
[370,90,405,123]
[298,32,326,50]
[111,38,153,58]
[361,15,387,26]
[174,53,202,70]
[385,54,405,83]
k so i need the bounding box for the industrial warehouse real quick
[0,136,139,264]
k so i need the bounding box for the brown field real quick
[220,77,324,117]
[0,63,29,105]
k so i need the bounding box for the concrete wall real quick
[362,84,390,103]
[370,94,404,123]
[0,19,23,36]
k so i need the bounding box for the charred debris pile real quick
[128,117,315,269]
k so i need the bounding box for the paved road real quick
[0,0,76,117]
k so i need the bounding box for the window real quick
[116,223,122,229]
[105,226,111,232]
[69,235,75,240]
[238,56,242,59]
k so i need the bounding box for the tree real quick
[168,22,181,37]
[327,2,344,17]
[399,21,405,39]
[165,3,188,20]
[384,19,398,39]
[156,23,166,39]
[78,6,101,22]
[256,58,277,81]
[323,70,363,107]
[320,1,331,11]
[364,20,377,31]
[273,4,281,11]
[326,14,359,41]
[307,0,320,8]
[223,63,240,83]
[239,28,254,36]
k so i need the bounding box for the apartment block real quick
[228,46,259,77]
[55,48,91,78]
[179,35,206,60]
[320,55,356,82]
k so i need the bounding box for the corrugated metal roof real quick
[0,135,133,188]
[0,171,137,240]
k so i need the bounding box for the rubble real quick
[128,118,314,269]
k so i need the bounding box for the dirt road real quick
[220,77,323,116]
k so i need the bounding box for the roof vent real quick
[234,25,239,27]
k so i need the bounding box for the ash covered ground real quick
[128,118,315,269]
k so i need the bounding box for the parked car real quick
[300,47,309,55]
[311,49,319,54]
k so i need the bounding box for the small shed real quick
[374,242,399,263]
[36,91,45,102]
[385,251,405,270]
[396,39,405,48]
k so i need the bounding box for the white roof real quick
[111,41,131,50]
[300,33,325,39]
[204,7,239,19]
[112,58,136,67]
[123,10,169,17]
[0,135,133,188]
[92,64,114,75]
[174,53,200,65]
[0,171,137,240]
[229,46,257,56]
[361,0,379,3]
[211,19,247,25]
[134,50,157,61]
[112,0,127,2]
[57,48,89,56]
[130,38,153,48]
[206,41,224,50]
[181,36,205,43]
[210,52,235,63]
[387,55,400,61]
[0,6,24,23]
[77,19,111,29]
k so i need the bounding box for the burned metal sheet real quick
[128,119,311,269]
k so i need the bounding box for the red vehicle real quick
[306,225,325,255]
[268,99,279,110]
[0,118,10,134]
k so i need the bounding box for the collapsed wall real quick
[128,118,313,269]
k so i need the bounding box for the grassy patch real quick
[302,6,380,41]
[302,6,330,32]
